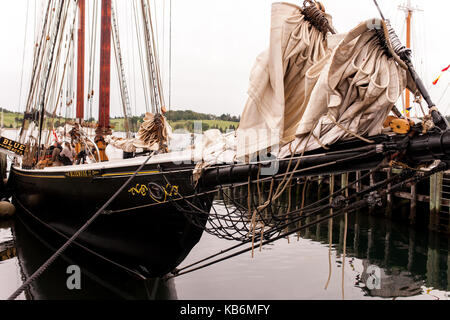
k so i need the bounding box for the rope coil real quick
[302,0,335,35]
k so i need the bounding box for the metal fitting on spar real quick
[407,130,450,163]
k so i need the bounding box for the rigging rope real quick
[168,161,447,279]
[37,0,67,159]
[133,0,150,113]
[87,0,99,122]
[167,158,424,275]
[19,0,53,143]
[18,0,31,114]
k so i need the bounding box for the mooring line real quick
[7,152,155,300]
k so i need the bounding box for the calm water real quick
[1,204,450,300]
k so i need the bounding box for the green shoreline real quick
[0,109,240,133]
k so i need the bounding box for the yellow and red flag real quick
[433,64,450,85]
[433,75,442,85]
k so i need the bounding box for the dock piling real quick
[429,172,443,232]
[410,183,417,225]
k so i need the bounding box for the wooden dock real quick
[317,168,450,235]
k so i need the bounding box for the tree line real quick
[165,110,240,122]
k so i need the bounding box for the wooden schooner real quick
[7,0,210,278]
[5,0,450,280]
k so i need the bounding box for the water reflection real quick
[8,217,177,300]
[299,211,450,298]
[0,202,449,299]
[0,219,15,262]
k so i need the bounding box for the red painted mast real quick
[76,0,85,122]
[97,0,111,135]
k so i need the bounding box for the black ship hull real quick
[8,157,211,278]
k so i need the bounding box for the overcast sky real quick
[0,0,449,118]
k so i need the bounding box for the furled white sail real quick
[235,2,415,160]
[236,2,332,159]
[278,19,411,157]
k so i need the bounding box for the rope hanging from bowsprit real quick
[174,159,413,243]
[169,161,448,279]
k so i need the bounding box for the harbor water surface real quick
[1,204,450,300]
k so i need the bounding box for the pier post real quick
[407,228,415,272]
[367,216,375,260]
[304,181,313,238]
[426,233,440,288]
[385,168,393,218]
[318,175,324,200]
[429,172,443,232]
[223,187,229,206]
[341,173,348,197]
[448,238,450,291]
[356,171,361,193]
[410,183,417,225]
[384,220,392,266]
[369,172,375,215]
[353,212,360,253]
[338,217,345,257]
[329,174,335,200]
[315,215,321,241]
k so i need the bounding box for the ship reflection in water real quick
[2,218,177,300]
[1,202,450,300]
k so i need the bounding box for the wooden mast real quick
[400,0,421,118]
[76,0,85,122]
[405,7,412,117]
[97,0,111,135]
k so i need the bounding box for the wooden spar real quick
[400,0,422,118]
[76,0,85,121]
[405,8,412,117]
[98,0,111,135]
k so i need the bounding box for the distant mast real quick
[97,0,111,135]
[76,0,85,122]
[399,0,421,117]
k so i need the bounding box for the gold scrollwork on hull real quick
[128,184,149,196]
[128,183,179,203]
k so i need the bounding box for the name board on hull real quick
[65,170,101,178]
[0,137,26,156]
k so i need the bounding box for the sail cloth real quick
[106,113,172,153]
[237,2,413,159]
[278,20,411,157]
[236,2,332,159]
